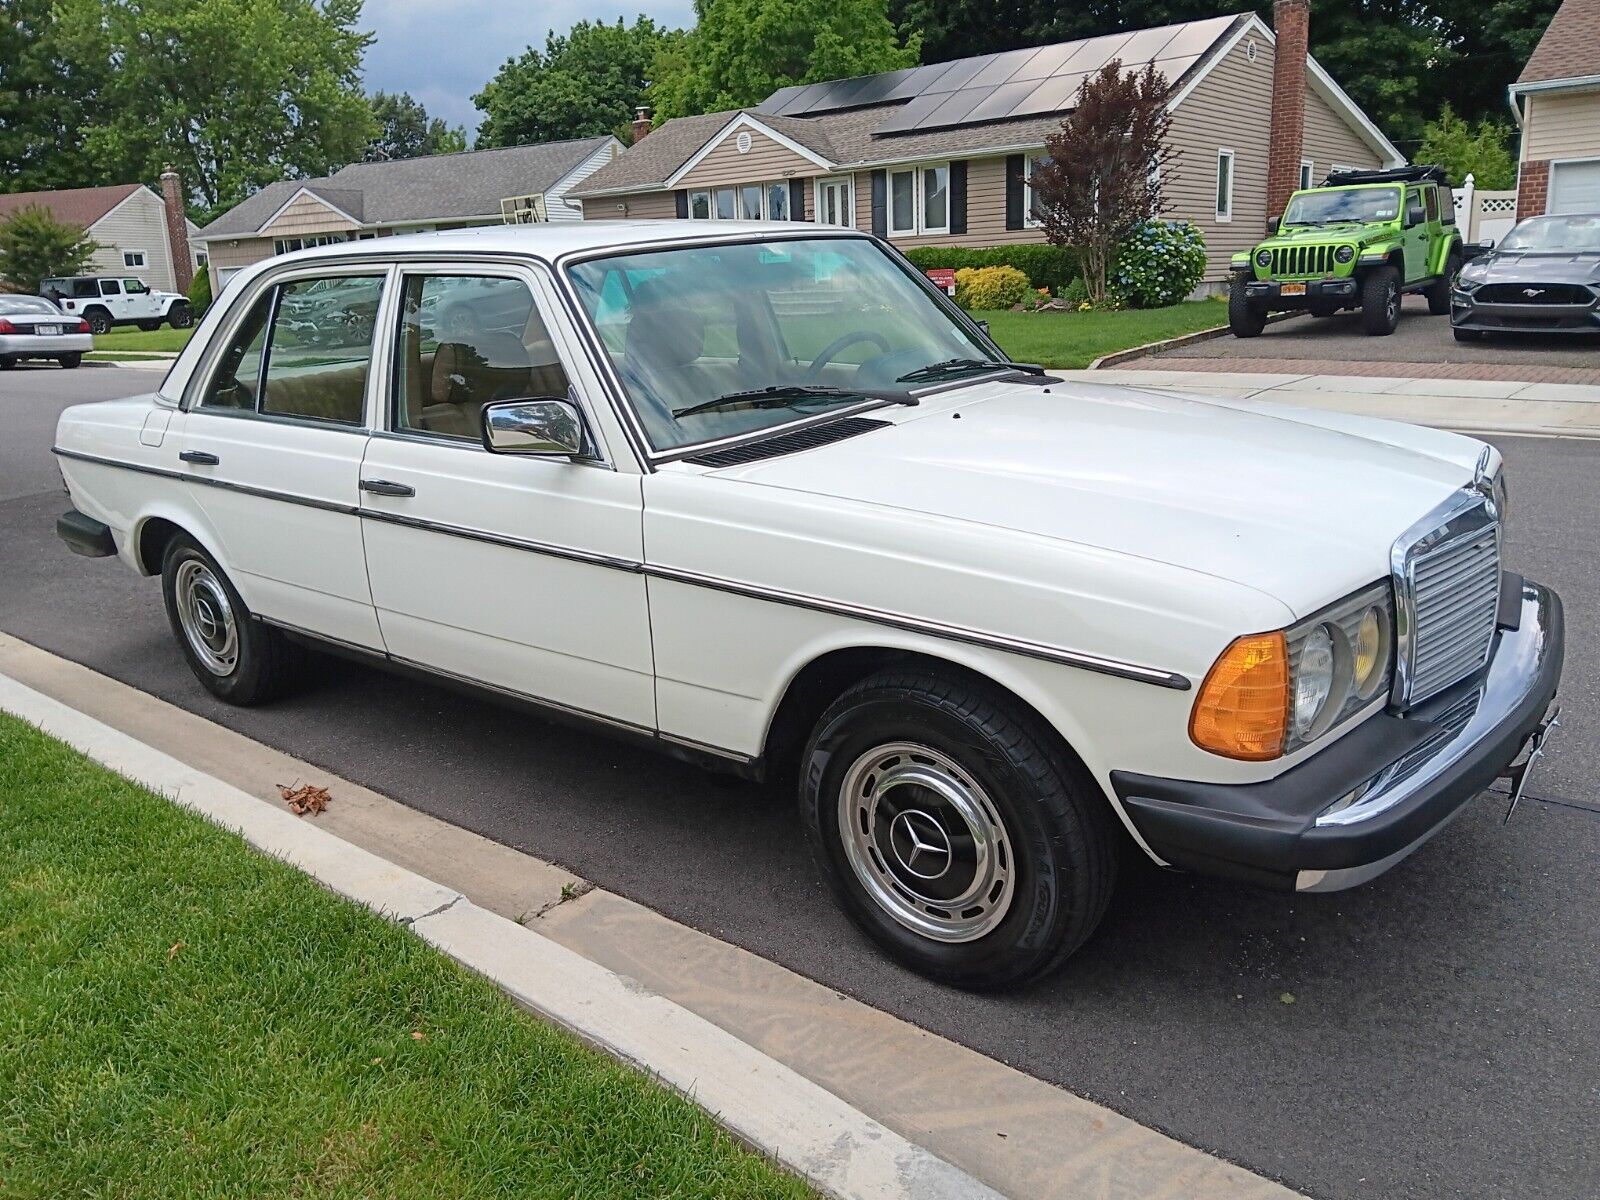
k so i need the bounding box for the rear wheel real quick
[800,669,1117,990]
[83,307,113,335]
[58,353,82,369]
[1426,251,1462,315]
[1228,277,1267,338]
[168,302,194,330]
[1361,266,1401,336]
[0,356,15,370]
[161,534,306,705]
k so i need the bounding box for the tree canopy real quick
[366,91,467,162]
[474,17,679,148]
[0,206,101,293]
[1416,105,1517,190]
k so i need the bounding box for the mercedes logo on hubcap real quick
[194,596,220,640]
[887,809,953,880]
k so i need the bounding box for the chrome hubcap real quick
[175,560,238,676]
[837,742,1015,943]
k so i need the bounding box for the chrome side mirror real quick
[481,398,593,459]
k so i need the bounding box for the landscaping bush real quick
[1111,219,1207,308]
[1061,275,1089,306]
[953,265,1030,310]
[186,267,212,317]
[904,244,1076,294]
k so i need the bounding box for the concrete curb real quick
[1086,312,1300,369]
[0,669,1001,1200]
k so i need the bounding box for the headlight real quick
[1334,245,1355,264]
[1191,583,1394,760]
[1255,249,1272,268]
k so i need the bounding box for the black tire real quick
[1453,326,1485,343]
[1308,298,1341,318]
[168,302,194,330]
[0,356,15,370]
[160,533,305,705]
[83,307,113,335]
[58,353,82,369]
[137,320,162,332]
[1228,277,1267,338]
[1426,251,1462,315]
[800,669,1117,990]
[1360,266,1401,336]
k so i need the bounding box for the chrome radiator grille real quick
[1399,513,1500,705]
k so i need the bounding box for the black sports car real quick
[1451,213,1600,341]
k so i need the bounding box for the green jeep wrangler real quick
[1229,165,1464,337]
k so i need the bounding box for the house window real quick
[767,181,790,221]
[739,184,763,220]
[815,176,854,227]
[887,163,951,237]
[194,250,209,267]
[1215,149,1235,222]
[688,182,794,221]
[1299,160,1314,191]
[1024,156,1051,225]
[272,234,346,255]
[122,250,147,268]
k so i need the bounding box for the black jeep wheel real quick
[1361,266,1401,336]
[800,668,1117,990]
[1426,251,1462,316]
[1228,277,1267,338]
[168,301,194,330]
[83,307,113,335]
[137,320,162,332]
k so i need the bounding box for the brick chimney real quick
[631,105,654,144]
[160,168,194,293]
[1266,0,1310,221]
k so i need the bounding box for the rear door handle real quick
[179,450,219,465]
[360,478,415,498]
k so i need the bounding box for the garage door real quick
[1549,159,1600,214]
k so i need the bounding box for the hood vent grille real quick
[688,417,890,468]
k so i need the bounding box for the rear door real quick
[98,278,131,322]
[177,267,389,649]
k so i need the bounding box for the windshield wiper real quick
[673,384,915,419]
[895,357,1044,384]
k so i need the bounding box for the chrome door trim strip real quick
[57,446,1191,690]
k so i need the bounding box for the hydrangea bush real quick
[1112,220,1207,308]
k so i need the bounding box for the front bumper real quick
[1451,293,1600,334]
[1113,577,1563,893]
[1241,276,1358,307]
[0,332,93,357]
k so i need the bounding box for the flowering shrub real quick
[1112,220,1207,308]
[953,265,1031,310]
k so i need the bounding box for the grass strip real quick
[978,300,1229,369]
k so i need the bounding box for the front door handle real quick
[360,478,415,498]
[179,450,219,465]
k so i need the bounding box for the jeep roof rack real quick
[1321,164,1449,187]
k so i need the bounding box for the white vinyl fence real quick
[1453,174,1518,245]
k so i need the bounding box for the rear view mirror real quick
[481,398,593,459]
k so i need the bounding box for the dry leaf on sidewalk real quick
[278,782,332,816]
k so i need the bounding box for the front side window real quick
[393,273,571,440]
[1215,150,1234,221]
[198,273,384,424]
[123,278,148,295]
[568,236,999,453]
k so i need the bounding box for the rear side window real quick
[101,280,121,296]
[197,274,385,425]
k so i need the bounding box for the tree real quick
[0,0,105,192]
[52,0,376,216]
[0,207,101,294]
[649,0,920,119]
[1029,61,1176,304]
[365,91,467,161]
[1417,105,1516,190]
[475,18,680,148]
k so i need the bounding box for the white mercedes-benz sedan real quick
[54,223,1564,988]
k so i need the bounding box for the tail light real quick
[76,319,91,333]
[0,319,15,334]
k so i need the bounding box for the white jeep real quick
[40,275,194,335]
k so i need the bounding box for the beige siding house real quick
[195,137,621,290]
[0,183,202,293]
[1510,0,1600,218]
[573,8,1399,286]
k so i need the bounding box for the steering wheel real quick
[804,331,891,381]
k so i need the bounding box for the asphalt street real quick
[3,364,1597,1200]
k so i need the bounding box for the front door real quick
[1402,187,1430,283]
[122,277,162,320]
[177,269,387,649]
[357,266,655,730]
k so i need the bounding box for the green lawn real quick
[0,712,812,1200]
[978,300,1229,369]
[92,325,196,353]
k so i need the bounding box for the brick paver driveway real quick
[1127,296,1600,384]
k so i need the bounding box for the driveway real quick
[4,367,1598,1200]
[1133,296,1600,383]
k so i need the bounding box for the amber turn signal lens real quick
[1190,631,1290,761]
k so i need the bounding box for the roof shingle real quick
[1518,0,1600,85]
[0,183,143,229]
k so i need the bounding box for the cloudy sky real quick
[358,0,696,140]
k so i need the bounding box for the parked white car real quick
[53,224,1564,988]
[40,274,193,335]
[0,295,92,369]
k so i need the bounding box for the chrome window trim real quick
[51,445,1189,690]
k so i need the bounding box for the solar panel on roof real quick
[881,61,957,103]
[1148,53,1203,88]
[963,79,1053,124]
[1006,71,1090,120]
[873,92,946,134]
[967,46,1044,88]
[1156,17,1238,62]
[1115,25,1184,65]
[846,68,919,108]
[760,83,823,117]
[913,84,998,129]
[920,55,992,96]
[1006,41,1079,84]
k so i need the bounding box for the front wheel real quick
[1228,277,1267,338]
[161,534,306,705]
[168,302,194,330]
[1427,252,1462,315]
[800,670,1116,990]
[1361,266,1401,336]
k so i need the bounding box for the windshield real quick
[1283,186,1401,226]
[567,236,999,452]
[0,296,61,315]
[1497,215,1600,253]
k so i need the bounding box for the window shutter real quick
[870,170,887,238]
[789,178,807,220]
[950,160,968,235]
[1005,155,1025,231]
[674,189,689,219]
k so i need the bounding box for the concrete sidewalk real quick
[1058,368,1600,436]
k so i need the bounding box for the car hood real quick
[715,380,1484,617]
[1267,220,1393,248]
[1467,251,1600,284]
